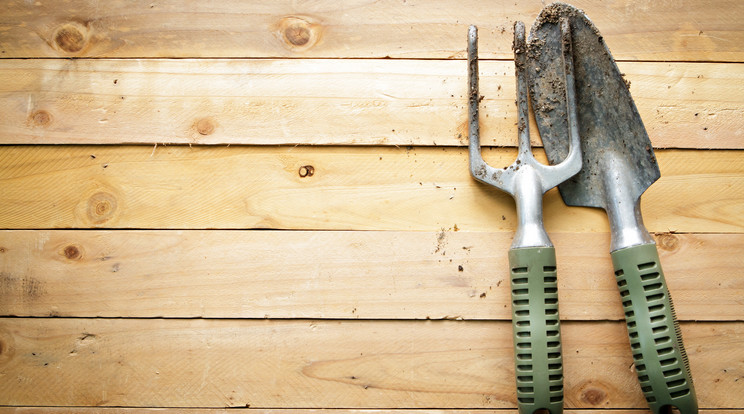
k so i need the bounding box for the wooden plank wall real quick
[0,0,742,412]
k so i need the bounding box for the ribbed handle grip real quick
[508,246,563,414]
[611,243,698,414]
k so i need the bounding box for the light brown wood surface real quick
[1,59,741,148]
[1,411,742,414]
[0,0,742,61]
[2,411,743,414]
[1,0,742,411]
[0,231,741,321]
[0,146,741,232]
[0,319,741,408]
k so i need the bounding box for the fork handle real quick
[611,243,698,414]
[509,246,563,414]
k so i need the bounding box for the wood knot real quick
[63,245,82,260]
[286,24,310,46]
[87,192,118,224]
[656,233,679,252]
[53,22,89,54]
[298,165,315,178]
[195,117,216,136]
[580,386,608,406]
[277,16,323,51]
[30,110,52,127]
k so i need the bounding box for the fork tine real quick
[467,25,483,173]
[468,25,479,141]
[560,17,581,170]
[513,21,533,160]
[533,16,583,191]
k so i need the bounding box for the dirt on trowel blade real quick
[526,2,659,210]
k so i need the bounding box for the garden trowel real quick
[526,3,698,413]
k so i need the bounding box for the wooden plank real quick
[0,319,739,408]
[1,59,741,148]
[1,410,742,414]
[0,146,741,232]
[0,231,740,321]
[0,0,742,61]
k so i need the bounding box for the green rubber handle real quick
[509,246,563,414]
[611,243,698,414]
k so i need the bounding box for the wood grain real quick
[0,319,740,408]
[1,411,742,414]
[1,59,741,148]
[0,146,741,232]
[1,1,741,413]
[0,0,742,61]
[0,231,740,321]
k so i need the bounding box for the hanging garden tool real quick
[467,19,580,414]
[526,3,697,413]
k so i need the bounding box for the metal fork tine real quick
[537,16,582,191]
[560,16,581,170]
[467,25,488,183]
[467,25,479,152]
[514,21,533,161]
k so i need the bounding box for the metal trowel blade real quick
[526,2,659,210]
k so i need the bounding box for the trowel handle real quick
[508,246,563,414]
[611,243,698,414]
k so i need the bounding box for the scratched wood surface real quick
[0,319,742,408]
[1,60,740,148]
[0,0,743,411]
[0,231,741,321]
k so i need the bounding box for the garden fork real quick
[467,19,580,414]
